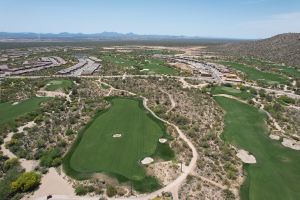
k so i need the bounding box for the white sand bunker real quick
[30,168,75,199]
[141,157,154,165]
[237,150,256,164]
[112,134,122,138]
[159,138,167,144]
[282,138,300,150]
[269,134,280,140]
[12,102,19,105]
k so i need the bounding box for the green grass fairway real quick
[0,97,49,125]
[64,97,173,183]
[211,86,253,100]
[236,57,300,79]
[220,61,290,85]
[102,53,179,75]
[214,96,300,200]
[272,65,300,78]
[45,80,73,91]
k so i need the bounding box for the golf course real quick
[214,96,300,200]
[63,97,174,191]
[220,61,290,85]
[211,86,254,101]
[102,53,179,75]
[45,79,73,91]
[0,97,49,125]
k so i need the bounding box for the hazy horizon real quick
[1,0,300,39]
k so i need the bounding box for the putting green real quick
[214,96,300,200]
[45,80,73,91]
[63,97,173,181]
[0,97,49,125]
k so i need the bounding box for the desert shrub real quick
[75,185,88,196]
[40,148,62,167]
[4,158,20,172]
[223,189,235,200]
[106,185,117,197]
[11,171,41,192]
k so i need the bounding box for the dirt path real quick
[179,77,208,89]
[0,121,39,171]
[159,88,176,114]
[191,173,228,190]
[40,81,198,200]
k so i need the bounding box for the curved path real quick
[1,121,39,172]
[159,88,176,114]
[38,81,198,200]
[101,80,198,200]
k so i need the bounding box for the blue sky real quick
[0,0,299,39]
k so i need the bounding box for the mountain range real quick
[0,32,241,43]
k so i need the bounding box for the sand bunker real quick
[282,138,300,150]
[112,134,122,138]
[269,134,280,140]
[236,150,257,164]
[12,102,19,105]
[141,157,154,165]
[29,168,75,200]
[159,138,167,143]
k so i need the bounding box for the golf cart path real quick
[213,94,300,152]
[37,81,237,200]
[100,80,198,199]
[38,81,198,200]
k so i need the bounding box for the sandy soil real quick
[113,134,122,138]
[147,161,181,185]
[179,77,208,89]
[26,168,75,200]
[37,90,72,102]
[282,138,300,150]
[236,150,257,164]
[269,134,280,140]
[20,159,39,172]
[168,62,193,73]
[159,138,167,143]
[1,121,38,171]
[1,132,15,158]
[141,157,154,165]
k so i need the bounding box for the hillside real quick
[214,33,300,68]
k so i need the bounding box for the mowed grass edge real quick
[63,96,174,192]
[214,96,300,200]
